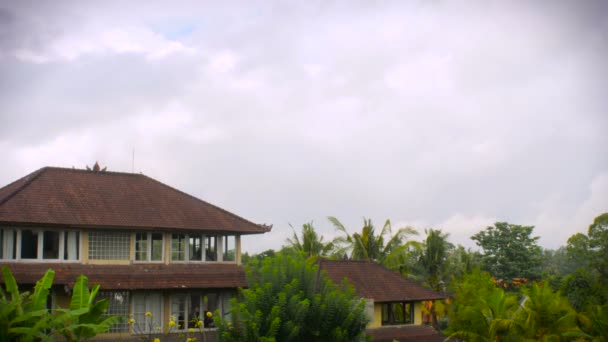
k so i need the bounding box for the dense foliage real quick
[471,222,543,285]
[214,252,369,342]
[0,266,120,342]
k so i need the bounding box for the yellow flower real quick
[206,311,213,318]
[168,320,176,327]
[153,339,160,342]
[145,311,153,317]
[188,328,195,333]
[128,318,135,325]
[195,320,203,328]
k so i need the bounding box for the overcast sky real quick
[1,1,607,253]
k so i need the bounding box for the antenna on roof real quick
[132,148,135,173]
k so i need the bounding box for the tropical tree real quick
[285,222,332,258]
[514,282,582,340]
[588,213,608,281]
[445,269,519,341]
[328,217,418,269]
[214,252,369,342]
[471,222,543,285]
[419,229,454,291]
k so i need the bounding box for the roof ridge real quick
[139,174,271,233]
[0,167,48,206]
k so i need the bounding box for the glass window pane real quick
[189,235,202,261]
[21,230,38,259]
[63,231,79,260]
[133,292,163,333]
[1,229,16,259]
[97,291,130,333]
[135,233,148,261]
[205,236,216,261]
[151,233,163,261]
[223,235,235,261]
[89,231,130,260]
[189,294,202,328]
[393,303,405,324]
[171,294,187,329]
[43,231,60,259]
[172,234,185,261]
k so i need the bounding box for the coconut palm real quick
[285,222,332,258]
[328,217,418,268]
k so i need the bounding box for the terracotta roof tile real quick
[366,325,445,342]
[1,262,247,290]
[318,259,446,302]
[0,167,269,234]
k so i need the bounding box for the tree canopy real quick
[471,222,542,284]
[214,252,369,342]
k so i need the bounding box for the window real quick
[135,232,164,262]
[189,235,202,261]
[132,292,163,333]
[42,231,60,259]
[1,228,17,259]
[97,291,130,333]
[171,233,221,262]
[89,231,130,260]
[0,228,79,261]
[223,235,236,262]
[381,302,413,325]
[171,234,186,261]
[21,229,38,259]
[170,292,225,330]
[63,231,80,260]
[205,235,216,261]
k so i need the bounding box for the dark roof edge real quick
[0,167,48,206]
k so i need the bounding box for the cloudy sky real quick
[1,1,607,253]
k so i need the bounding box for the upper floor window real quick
[89,231,129,260]
[381,302,413,325]
[135,232,163,262]
[223,235,235,262]
[171,234,222,262]
[0,228,79,261]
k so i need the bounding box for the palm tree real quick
[514,282,582,340]
[285,222,332,258]
[328,217,418,268]
[446,271,520,342]
[419,229,454,290]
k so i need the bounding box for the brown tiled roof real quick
[1,262,247,290]
[0,167,270,234]
[366,325,445,342]
[318,259,446,302]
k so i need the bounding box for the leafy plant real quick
[0,265,121,342]
[214,252,369,342]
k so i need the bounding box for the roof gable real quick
[318,259,445,302]
[0,167,270,234]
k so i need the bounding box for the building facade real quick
[0,166,270,339]
[318,259,446,342]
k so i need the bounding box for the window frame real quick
[170,233,226,263]
[134,232,164,263]
[0,228,81,262]
[169,291,225,331]
[381,301,414,326]
[131,292,164,334]
[88,230,130,261]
